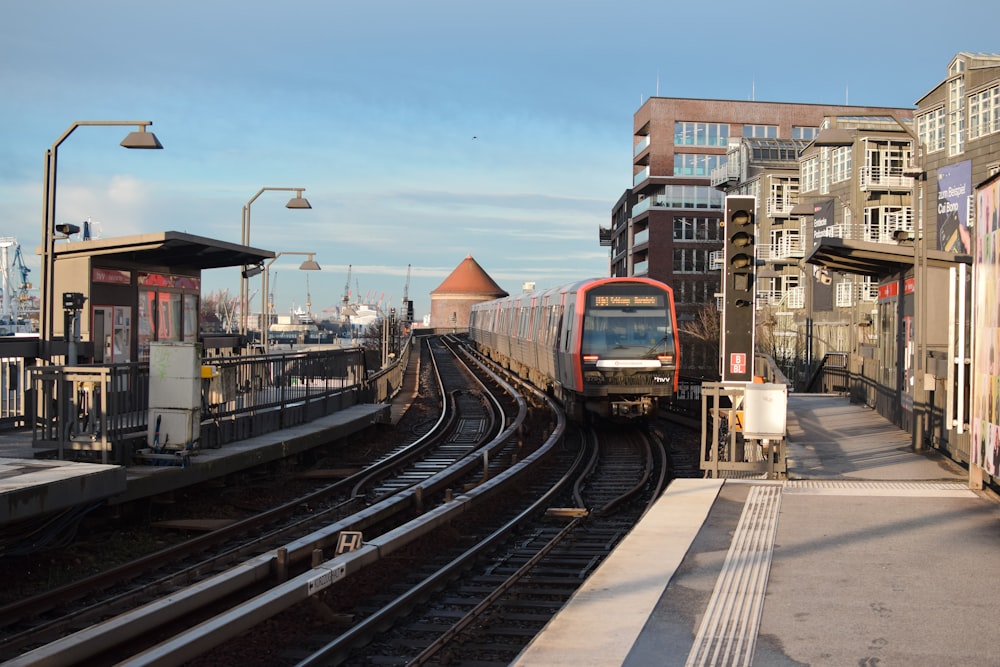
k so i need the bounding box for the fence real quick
[699,381,788,479]
[1,355,28,429]
[23,337,411,465]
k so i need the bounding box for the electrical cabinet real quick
[148,342,201,449]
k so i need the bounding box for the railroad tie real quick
[685,484,781,667]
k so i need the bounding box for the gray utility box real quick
[148,342,202,450]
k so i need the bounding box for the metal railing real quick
[25,338,411,465]
[1,355,28,428]
[699,381,787,480]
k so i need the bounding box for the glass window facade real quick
[675,121,729,147]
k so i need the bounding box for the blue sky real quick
[0,0,995,322]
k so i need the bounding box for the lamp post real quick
[261,252,321,354]
[892,116,928,450]
[40,121,163,360]
[239,188,311,343]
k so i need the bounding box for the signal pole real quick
[721,195,757,382]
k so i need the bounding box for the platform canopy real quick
[803,237,971,278]
[49,231,274,270]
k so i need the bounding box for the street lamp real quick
[891,116,928,451]
[239,187,311,342]
[261,252,321,354]
[40,121,163,360]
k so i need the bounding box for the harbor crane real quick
[401,264,413,324]
[340,265,357,319]
[342,264,352,308]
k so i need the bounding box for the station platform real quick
[513,394,1000,667]
[0,403,390,525]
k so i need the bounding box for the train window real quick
[581,289,674,360]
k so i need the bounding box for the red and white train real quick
[468,277,679,420]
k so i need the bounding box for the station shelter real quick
[805,236,972,463]
[49,231,272,363]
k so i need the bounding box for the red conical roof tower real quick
[430,255,508,329]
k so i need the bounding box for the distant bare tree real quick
[680,302,720,343]
[679,303,721,381]
[201,288,237,333]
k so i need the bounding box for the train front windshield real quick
[581,289,675,362]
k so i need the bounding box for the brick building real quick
[607,97,914,377]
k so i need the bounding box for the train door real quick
[557,294,577,390]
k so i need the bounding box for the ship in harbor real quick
[266,304,333,345]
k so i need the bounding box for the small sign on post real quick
[730,353,747,377]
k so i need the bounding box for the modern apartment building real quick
[801,53,1000,463]
[606,98,914,377]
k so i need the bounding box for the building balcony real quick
[633,259,649,275]
[633,166,650,187]
[766,196,798,218]
[710,162,740,187]
[758,237,804,262]
[859,165,912,191]
[633,228,649,246]
[755,288,804,310]
[633,135,650,157]
[599,226,613,247]
[710,250,724,271]
[815,223,852,241]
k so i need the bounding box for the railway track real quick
[0,336,701,666]
[291,422,668,666]
[0,336,553,666]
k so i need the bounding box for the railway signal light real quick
[721,196,757,382]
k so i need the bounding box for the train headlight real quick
[657,354,674,364]
[583,354,599,362]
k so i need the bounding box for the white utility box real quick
[742,382,788,439]
[148,342,202,449]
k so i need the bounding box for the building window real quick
[743,124,778,138]
[750,140,804,161]
[917,106,947,153]
[673,248,711,273]
[831,146,852,183]
[820,149,831,194]
[769,177,799,213]
[969,84,1000,140]
[949,76,965,156]
[673,216,722,241]
[792,126,818,141]
[801,157,818,192]
[643,185,724,211]
[863,206,910,244]
[675,121,729,147]
[674,153,725,177]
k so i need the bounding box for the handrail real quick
[24,337,412,465]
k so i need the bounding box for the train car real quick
[468,277,679,421]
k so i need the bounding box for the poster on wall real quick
[937,160,972,253]
[971,173,1000,475]
[811,199,835,311]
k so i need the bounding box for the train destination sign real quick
[591,294,664,308]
